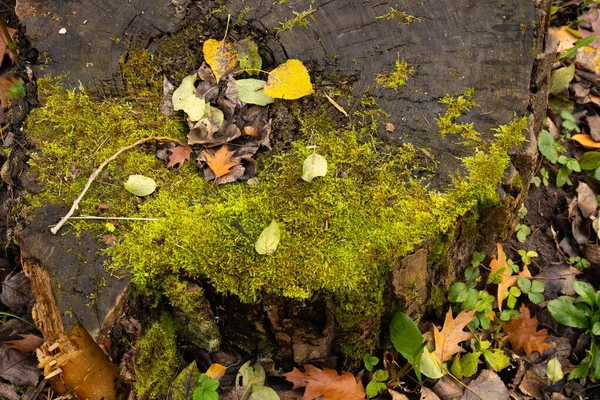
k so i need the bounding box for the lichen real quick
[23,46,526,361]
[375,55,414,91]
[134,313,178,398]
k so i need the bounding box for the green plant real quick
[557,155,581,187]
[532,167,549,187]
[560,110,581,137]
[515,223,531,242]
[569,256,591,271]
[366,369,389,398]
[518,249,537,266]
[548,281,600,381]
[193,374,219,400]
[517,277,545,304]
[6,79,25,100]
[363,354,379,372]
[558,35,598,59]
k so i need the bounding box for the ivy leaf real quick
[255,220,281,255]
[124,175,157,197]
[302,153,328,182]
[538,130,558,163]
[547,358,564,384]
[203,39,239,82]
[264,59,314,100]
[390,312,424,381]
[237,38,262,75]
[173,74,206,121]
[234,79,275,106]
[549,63,575,95]
[283,364,365,400]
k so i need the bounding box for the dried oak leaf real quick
[504,304,553,357]
[0,27,17,67]
[200,145,242,184]
[433,308,476,363]
[167,144,193,169]
[490,243,533,311]
[283,364,365,400]
[203,39,238,82]
[3,334,44,353]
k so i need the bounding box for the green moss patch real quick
[23,49,526,348]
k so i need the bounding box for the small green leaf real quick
[462,288,479,310]
[193,374,219,400]
[567,158,581,172]
[6,79,25,100]
[529,292,545,304]
[546,358,564,384]
[124,175,157,197]
[373,369,389,382]
[461,352,481,377]
[572,281,596,306]
[548,297,590,329]
[549,63,575,94]
[518,277,532,293]
[515,224,531,243]
[592,322,600,336]
[390,312,424,381]
[580,152,600,170]
[449,282,469,303]
[557,165,572,187]
[237,38,263,75]
[595,167,600,181]
[538,130,558,163]
[301,153,328,182]
[366,381,387,398]
[450,354,463,379]
[255,220,281,255]
[363,354,379,372]
[483,349,510,372]
[173,74,206,121]
[420,347,444,379]
[234,79,275,106]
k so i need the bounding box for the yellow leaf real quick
[205,363,227,380]
[203,39,238,82]
[549,26,579,53]
[572,134,600,149]
[264,59,314,100]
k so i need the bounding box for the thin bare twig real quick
[51,136,185,234]
[67,216,159,221]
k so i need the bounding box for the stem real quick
[67,216,159,221]
[0,18,18,64]
[51,136,185,234]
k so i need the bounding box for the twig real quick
[0,18,18,63]
[67,216,159,221]
[51,136,185,234]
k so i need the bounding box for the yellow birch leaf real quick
[205,363,227,381]
[203,38,238,82]
[263,59,314,100]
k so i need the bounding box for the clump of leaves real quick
[284,364,365,400]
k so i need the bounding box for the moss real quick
[376,8,423,24]
[427,285,447,309]
[24,46,526,361]
[134,313,178,398]
[436,88,480,142]
[376,55,414,91]
[275,3,316,34]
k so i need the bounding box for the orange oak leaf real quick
[490,243,533,311]
[433,307,476,363]
[504,304,553,357]
[167,144,193,169]
[283,364,365,400]
[202,145,241,181]
[4,334,44,353]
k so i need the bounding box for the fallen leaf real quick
[205,363,227,380]
[283,364,366,400]
[389,389,409,400]
[103,235,116,246]
[550,26,579,53]
[167,145,193,169]
[124,175,157,197]
[576,45,600,74]
[0,382,18,400]
[0,75,18,109]
[432,374,463,399]
[519,370,550,398]
[433,308,476,363]
[386,122,396,132]
[572,133,600,149]
[234,79,274,106]
[172,74,206,121]
[4,334,44,353]
[201,145,242,182]
[535,264,580,297]
[264,59,314,100]
[255,220,281,255]
[503,304,553,357]
[244,126,259,138]
[203,39,238,82]
[168,361,200,400]
[1,271,33,314]
[235,361,266,399]
[489,243,517,312]
[302,153,328,182]
[547,358,564,384]
[0,347,40,386]
[421,387,441,400]
[460,370,508,400]
[577,182,598,218]
[0,27,16,66]
[549,63,575,95]
[160,76,175,116]
[236,38,262,75]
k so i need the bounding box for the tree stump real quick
[14,0,554,367]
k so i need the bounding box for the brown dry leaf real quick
[201,145,242,181]
[203,39,238,82]
[504,304,553,357]
[572,133,600,149]
[386,122,396,133]
[433,308,476,363]
[167,145,193,169]
[283,364,366,400]
[0,75,17,109]
[4,334,44,353]
[0,27,17,66]
[205,363,227,381]
[490,243,517,312]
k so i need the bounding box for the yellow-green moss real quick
[376,8,423,24]
[134,313,178,398]
[276,3,316,34]
[376,55,414,91]
[23,46,526,360]
[437,88,480,143]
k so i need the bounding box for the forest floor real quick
[2,0,600,399]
